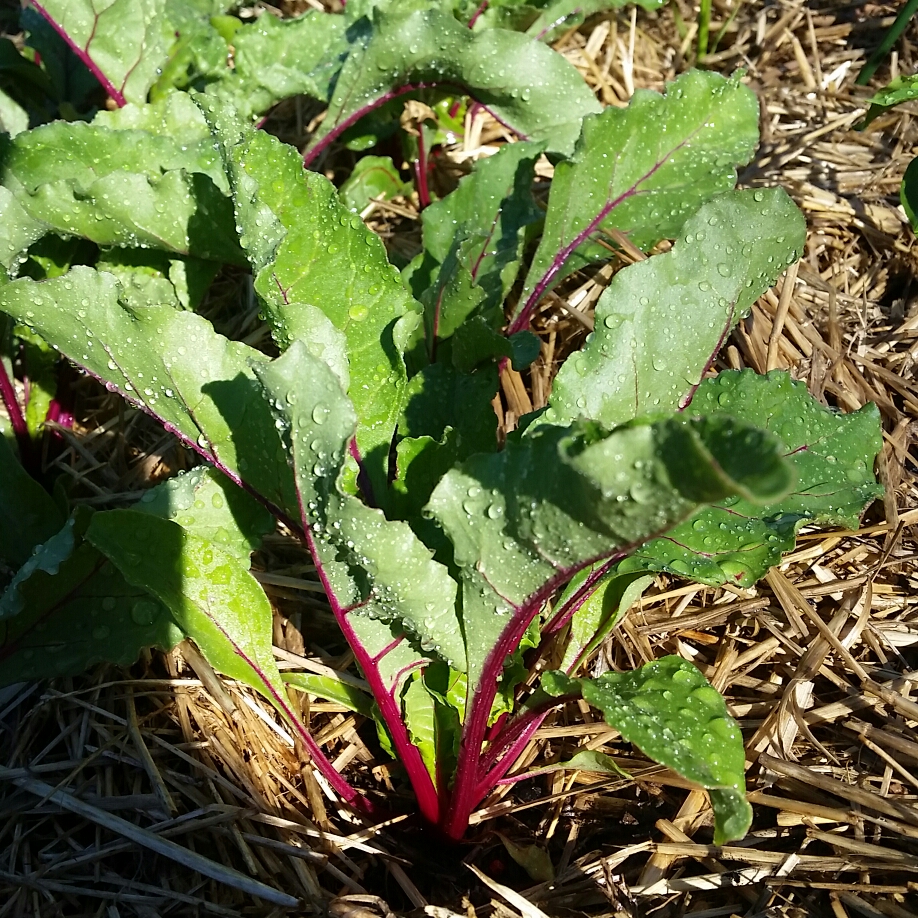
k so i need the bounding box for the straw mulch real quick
[2,1,918,915]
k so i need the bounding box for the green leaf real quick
[31,0,174,105]
[559,568,653,672]
[21,6,100,113]
[284,671,374,718]
[305,8,602,161]
[514,70,760,325]
[0,434,65,571]
[132,466,275,565]
[862,74,918,127]
[902,157,918,233]
[524,0,666,41]
[542,189,806,429]
[393,363,498,531]
[542,748,630,778]
[427,414,792,688]
[0,186,45,273]
[0,467,269,686]
[403,672,440,782]
[543,656,752,844]
[86,510,292,717]
[18,329,58,438]
[149,2,232,100]
[213,10,361,119]
[0,88,28,136]
[0,99,244,264]
[96,248,219,313]
[0,521,183,687]
[496,833,554,883]
[422,140,545,312]
[340,155,411,215]
[202,97,422,497]
[255,340,463,672]
[619,370,884,587]
[0,268,297,518]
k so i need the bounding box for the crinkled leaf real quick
[0,100,243,265]
[202,97,421,496]
[0,187,45,273]
[401,362,498,449]
[543,189,806,429]
[340,155,411,215]
[211,10,362,119]
[149,1,232,100]
[284,671,374,718]
[85,510,294,719]
[559,568,653,672]
[96,248,219,313]
[393,362,498,531]
[94,88,212,138]
[514,70,759,326]
[543,657,752,844]
[428,414,793,688]
[255,341,462,673]
[30,0,174,105]
[0,434,64,571]
[619,370,884,587]
[0,268,296,517]
[305,8,602,161]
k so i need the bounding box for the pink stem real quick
[30,1,127,107]
[0,358,32,463]
[507,136,695,336]
[468,1,489,28]
[300,516,441,824]
[414,128,431,210]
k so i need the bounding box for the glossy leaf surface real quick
[305,8,601,161]
[513,70,759,329]
[0,467,270,686]
[543,189,806,429]
[203,98,421,496]
[86,510,293,715]
[0,268,296,518]
[421,140,544,314]
[255,341,462,672]
[863,74,918,126]
[31,0,173,105]
[428,414,792,688]
[543,656,752,844]
[619,371,884,587]
[0,97,243,265]
[340,155,411,215]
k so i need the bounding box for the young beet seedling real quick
[0,2,882,845]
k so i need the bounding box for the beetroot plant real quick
[0,1,882,845]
